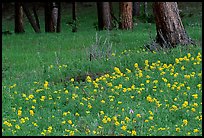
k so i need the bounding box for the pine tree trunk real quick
[119,2,133,30]
[102,2,112,30]
[153,2,194,47]
[97,2,112,30]
[133,2,140,17]
[15,2,25,33]
[52,2,58,31]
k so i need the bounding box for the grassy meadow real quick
[2,2,202,136]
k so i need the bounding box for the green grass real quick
[2,2,202,136]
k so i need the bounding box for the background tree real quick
[72,2,77,32]
[153,2,194,47]
[15,2,25,33]
[56,2,61,32]
[32,4,40,30]
[132,2,140,17]
[97,2,112,30]
[44,2,60,32]
[44,2,55,32]
[119,2,133,30]
[21,3,41,33]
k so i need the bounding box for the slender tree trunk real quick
[32,4,40,30]
[56,2,61,33]
[144,2,148,17]
[133,2,140,17]
[21,3,41,33]
[72,2,77,32]
[153,2,194,47]
[52,2,58,31]
[44,2,54,32]
[119,2,133,30]
[15,2,25,33]
[102,2,112,30]
[97,2,103,30]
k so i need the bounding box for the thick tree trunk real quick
[153,2,194,47]
[21,3,41,33]
[133,2,140,17]
[119,2,133,30]
[97,2,112,30]
[15,2,25,33]
[72,2,77,32]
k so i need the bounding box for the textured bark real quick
[15,2,25,33]
[133,2,140,16]
[97,2,112,30]
[21,3,41,33]
[153,2,194,47]
[52,2,58,31]
[102,2,112,30]
[119,2,133,30]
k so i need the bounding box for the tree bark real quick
[52,2,58,31]
[21,3,41,33]
[102,2,112,30]
[153,2,194,47]
[97,2,112,30]
[119,2,133,30]
[133,2,140,17]
[15,2,25,33]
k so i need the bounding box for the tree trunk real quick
[15,2,25,33]
[97,2,112,30]
[44,2,55,32]
[97,2,103,30]
[21,3,41,33]
[52,2,58,31]
[133,2,140,17]
[153,2,194,47]
[56,2,61,33]
[102,2,112,30]
[72,2,77,32]
[32,4,40,30]
[144,2,148,17]
[119,2,133,30]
